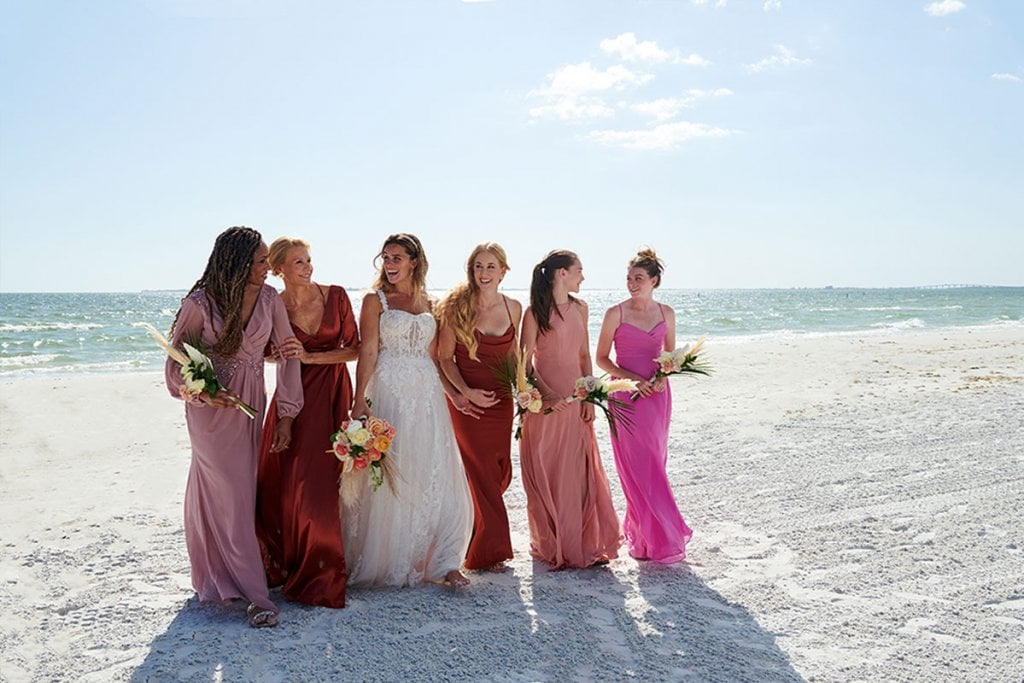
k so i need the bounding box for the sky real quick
[1,0,1022,292]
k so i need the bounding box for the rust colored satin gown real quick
[447,304,515,570]
[256,285,358,608]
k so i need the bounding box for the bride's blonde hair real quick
[437,242,510,361]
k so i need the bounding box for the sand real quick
[1,327,1021,682]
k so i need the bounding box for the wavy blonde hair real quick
[371,233,428,301]
[437,242,510,361]
[267,237,311,276]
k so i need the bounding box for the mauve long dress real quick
[519,301,621,569]
[256,285,358,607]
[165,286,302,613]
[608,309,692,563]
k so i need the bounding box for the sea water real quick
[1,287,1021,377]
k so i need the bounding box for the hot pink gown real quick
[165,286,303,613]
[519,301,621,569]
[608,308,692,563]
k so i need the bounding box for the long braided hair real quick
[436,242,510,361]
[529,249,578,334]
[371,233,429,302]
[171,226,263,356]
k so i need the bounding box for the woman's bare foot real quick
[484,561,509,573]
[444,570,470,588]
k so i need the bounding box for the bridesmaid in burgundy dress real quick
[165,227,303,628]
[437,243,522,572]
[256,237,360,608]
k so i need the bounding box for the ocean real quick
[1,287,1021,377]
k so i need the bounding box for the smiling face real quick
[562,260,585,293]
[248,242,271,287]
[381,243,417,286]
[278,246,313,288]
[626,266,657,299]
[472,250,506,291]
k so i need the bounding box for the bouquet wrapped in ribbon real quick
[142,322,257,419]
[330,415,399,505]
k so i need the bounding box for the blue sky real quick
[1,0,1021,292]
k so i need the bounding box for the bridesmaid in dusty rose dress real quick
[519,249,621,570]
[437,242,522,572]
[165,227,303,628]
[256,237,359,608]
[596,249,692,563]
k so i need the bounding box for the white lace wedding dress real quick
[343,290,473,586]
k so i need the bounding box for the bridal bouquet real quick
[495,348,543,440]
[331,415,399,504]
[548,374,637,437]
[631,338,712,401]
[142,323,257,419]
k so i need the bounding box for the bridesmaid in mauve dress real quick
[256,237,360,608]
[596,249,692,563]
[518,249,621,570]
[164,227,303,628]
[437,243,522,572]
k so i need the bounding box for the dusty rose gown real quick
[608,305,692,563]
[165,286,302,614]
[256,285,358,607]
[519,301,621,569]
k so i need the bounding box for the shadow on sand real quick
[131,560,801,682]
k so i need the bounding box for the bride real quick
[346,233,473,588]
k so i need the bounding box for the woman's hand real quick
[580,401,595,423]
[351,398,370,419]
[652,376,667,393]
[544,394,569,413]
[448,393,484,419]
[277,336,307,362]
[199,389,241,410]
[269,416,294,452]
[633,378,656,398]
[464,387,498,408]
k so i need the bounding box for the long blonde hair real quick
[437,242,510,361]
[371,233,428,301]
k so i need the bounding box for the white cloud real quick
[991,72,1022,83]
[529,98,616,121]
[588,121,735,150]
[745,45,812,73]
[600,32,710,66]
[924,0,966,16]
[691,0,728,6]
[629,88,733,121]
[533,61,653,98]
[529,62,653,120]
[764,0,782,11]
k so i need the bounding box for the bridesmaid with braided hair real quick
[518,249,621,570]
[164,226,303,628]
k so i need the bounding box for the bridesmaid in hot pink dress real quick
[519,249,621,570]
[596,249,692,563]
[165,227,303,627]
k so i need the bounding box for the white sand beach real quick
[1,327,1021,682]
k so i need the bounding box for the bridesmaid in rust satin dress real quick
[437,243,522,571]
[256,237,360,608]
